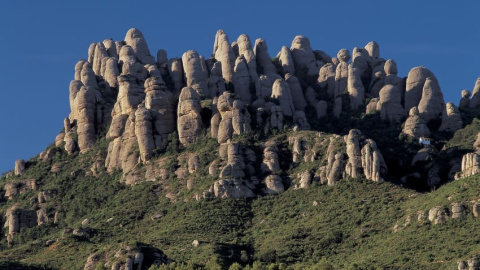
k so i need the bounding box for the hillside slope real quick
[2,28,480,269]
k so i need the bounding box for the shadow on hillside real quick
[0,262,54,270]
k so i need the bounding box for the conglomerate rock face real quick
[25,27,478,196]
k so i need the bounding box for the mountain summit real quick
[2,28,480,269]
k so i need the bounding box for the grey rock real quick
[213,30,235,82]
[315,100,328,118]
[182,50,208,97]
[337,49,350,63]
[405,66,437,112]
[469,77,480,108]
[377,84,407,123]
[418,77,445,122]
[254,38,277,76]
[285,73,307,111]
[14,159,25,176]
[278,46,295,75]
[402,107,430,139]
[318,63,336,98]
[124,28,155,64]
[177,87,203,146]
[439,103,463,133]
[271,79,295,117]
[264,175,285,194]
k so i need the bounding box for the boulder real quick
[365,98,379,114]
[264,175,285,194]
[384,59,397,75]
[402,107,430,139]
[214,179,255,199]
[451,203,464,219]
[473,202,480,217]
[337,49,350,63]
[4,179,36,199]
[459,90,471,110]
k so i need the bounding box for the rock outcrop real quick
[377,84,406,123]
[14,159,25,176]
[405,66,437,112]
[417,77,445,122]
[182,50,208,97]
[439,103,463,133]
[402,107,430,139]
[271,79,295,117]
[177,87,203,146]
[456,153,480,179]
[214,30,235,82]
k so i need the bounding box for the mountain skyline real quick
[1,1,479,174]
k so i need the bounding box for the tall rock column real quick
[271,79,295,117]
[254,39,277,76]
[334,49,350,117]
[182,50,209,97]
[418,77,445,122]
[361,139,387,182]
[177,87,203,146]
[213,30,236,82]
[345,129,362,178]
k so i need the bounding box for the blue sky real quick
[1,1,479,173]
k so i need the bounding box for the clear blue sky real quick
[1,1,479,173]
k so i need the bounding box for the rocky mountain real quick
[2,28,480,269]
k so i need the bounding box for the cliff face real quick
[3,28,480,269]
[40,28,473,191]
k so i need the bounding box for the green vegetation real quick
[2,132,480,269]
[2,105,480,269]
